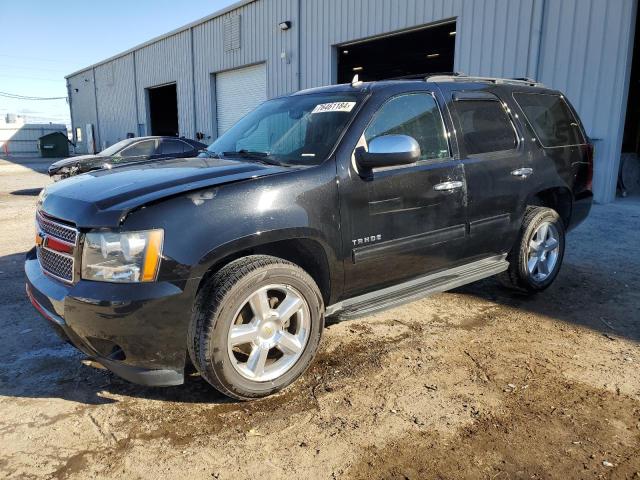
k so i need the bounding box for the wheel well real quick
[198,238,332,305]
[531,187,572,228]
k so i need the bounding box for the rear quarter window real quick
[452,99,518,155]
[513,92,585,147]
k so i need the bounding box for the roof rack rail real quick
[426,74,544,87]
[389,72,464,80]
[383,72,544,87]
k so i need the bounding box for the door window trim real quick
[352,90,454,174]
[452,93,523,157]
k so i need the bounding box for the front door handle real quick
[434,180,464,192]
[511,167,533,178]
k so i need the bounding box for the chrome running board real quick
[326,254,508,319]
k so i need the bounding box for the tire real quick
[619,152,640,195]
[499,206,566,293]
[188,255,324,400]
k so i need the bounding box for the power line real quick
[0,91,67,101]
[0,53,72,64]
[0,64,69,73]
[0,73,66,82]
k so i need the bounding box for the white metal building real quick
[0,115,67,155]
[66,0,639,203]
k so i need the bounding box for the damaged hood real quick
[38,156,291,228]
[48,155,109,175]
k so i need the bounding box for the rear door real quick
[339,89,467,297]
[511,91,591,208]
[444,88,532,258]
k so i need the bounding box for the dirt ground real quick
[1,157,639,480]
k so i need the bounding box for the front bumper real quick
[25,248,197,387]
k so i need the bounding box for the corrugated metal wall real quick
[535,0,637,203]
[135,30,195,138]
[0,124,67,154]
[94,54,137,149]
[192,0,297,142]
[67,71,99,153]
[66,0,637,202]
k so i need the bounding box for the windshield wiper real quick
[221,150,282,166]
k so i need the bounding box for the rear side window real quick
[365,93,450,161]
[120,139,156,158]
[161,139,186,154]
[513,93,585,147]
[452,99,518,154]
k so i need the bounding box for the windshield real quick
[100,138,135,156]
[204,92,363,166]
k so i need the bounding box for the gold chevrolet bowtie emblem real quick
[35,232,44,247]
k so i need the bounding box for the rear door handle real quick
[511,167,533,178]
[434,181,464,191]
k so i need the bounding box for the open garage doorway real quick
[619,5,640,196]
[336,20,456,83]
[147,83,179,136]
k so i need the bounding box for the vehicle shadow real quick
[452,260,640,343]
[0,153,59,175]
[10,188,43,196]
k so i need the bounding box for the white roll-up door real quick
[216,63,267,136]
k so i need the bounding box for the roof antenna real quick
[351,74,363,88]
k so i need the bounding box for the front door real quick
[339,90,467,297]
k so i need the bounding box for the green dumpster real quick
[37,131,70,158]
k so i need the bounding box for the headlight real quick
[82,229,164,283]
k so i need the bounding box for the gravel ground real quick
[1,157,639,479]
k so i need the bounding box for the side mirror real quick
[356,134,421,170]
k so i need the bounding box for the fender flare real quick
[191,226,342,302]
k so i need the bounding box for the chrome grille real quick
[36,211,77,243]
[36,211,78,283]
[37,247,74,283]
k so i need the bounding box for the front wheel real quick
[499,206,566,293]
[188,255,324,400]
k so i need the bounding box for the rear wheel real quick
[499,206,565,293]
[188,255,324,400]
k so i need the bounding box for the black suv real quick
[26,76,593,400]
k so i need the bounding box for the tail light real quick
[584,142,594,191]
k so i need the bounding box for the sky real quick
[0,0,238,126]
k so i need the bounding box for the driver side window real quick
[365,93,450,161]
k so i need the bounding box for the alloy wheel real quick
[226,284,310,382]
[526,221,560,282]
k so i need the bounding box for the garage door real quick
[216,63,267,136]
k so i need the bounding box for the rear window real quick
[513,93,585,147]
[452,100,518,154]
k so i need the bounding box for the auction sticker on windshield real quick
[311,102,356,114]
